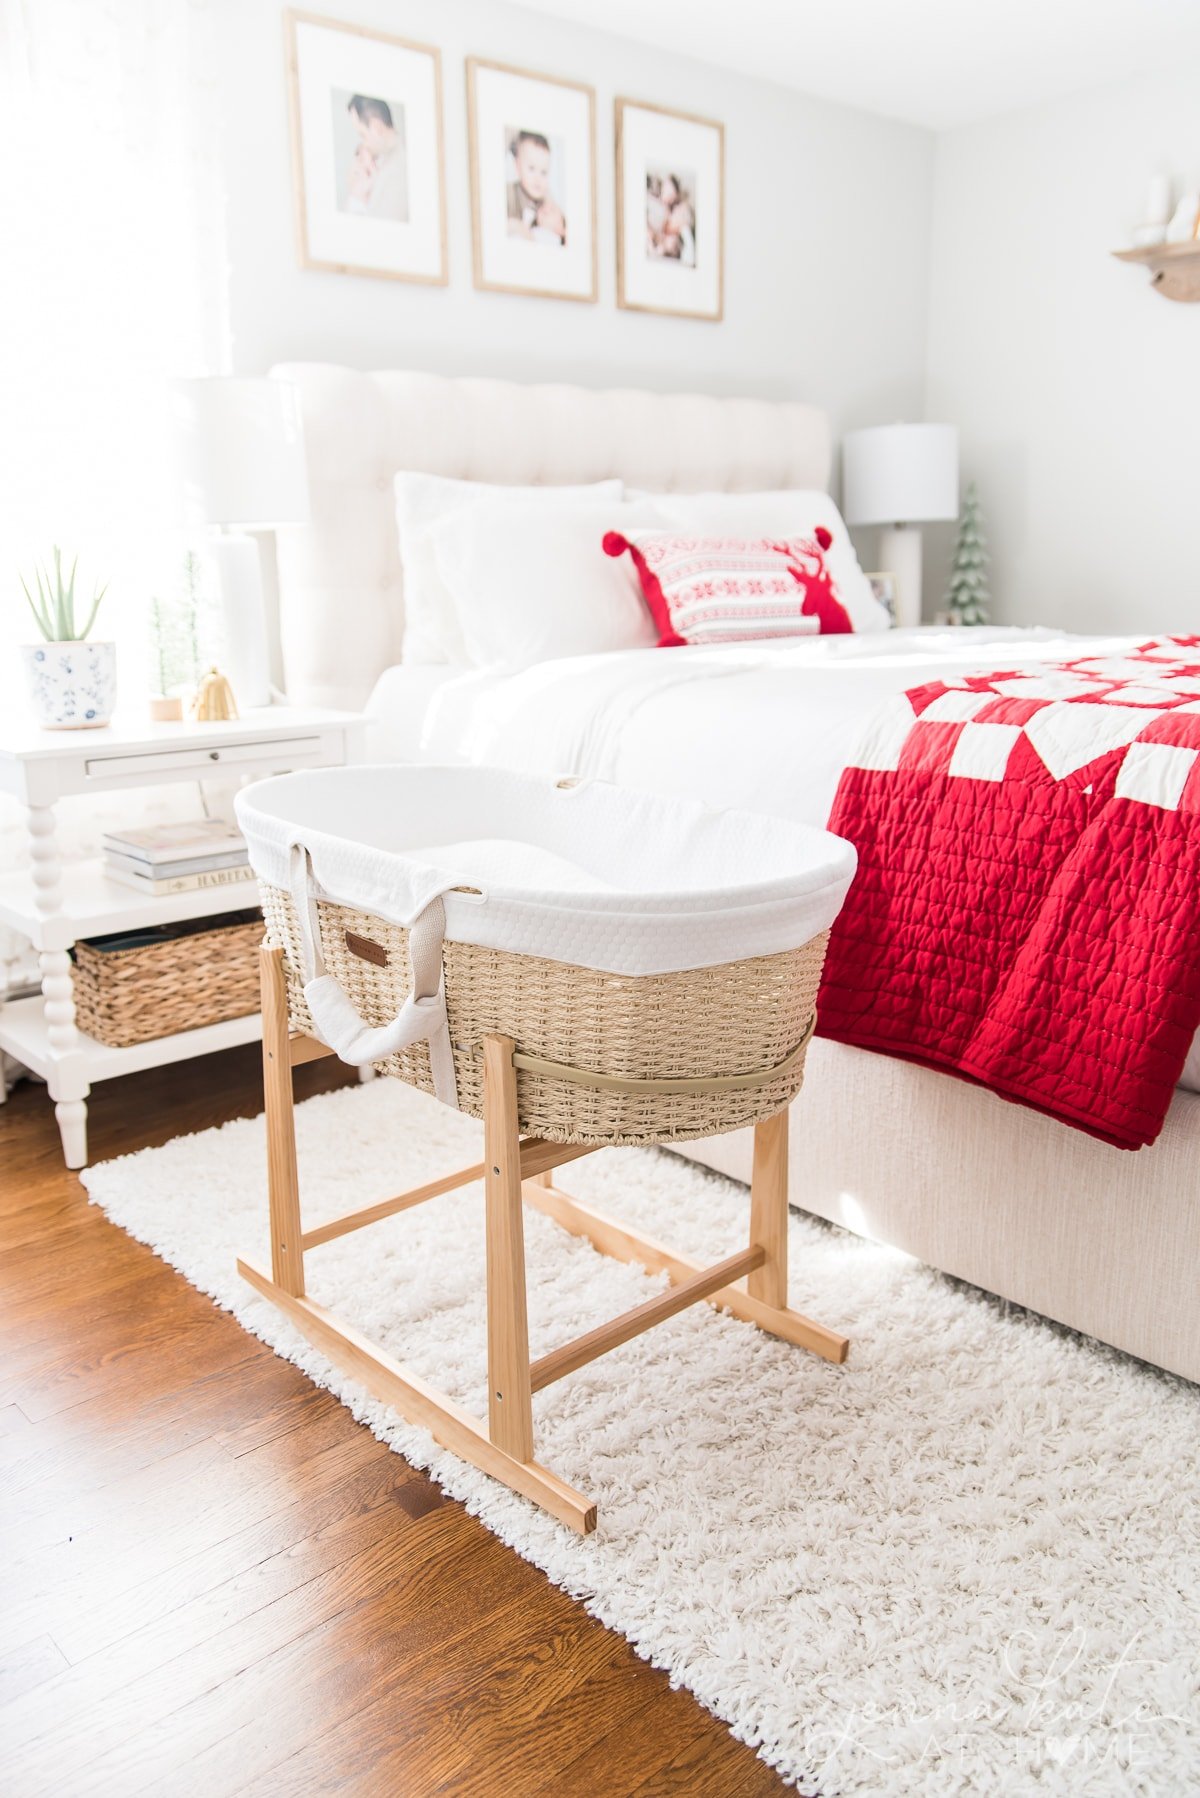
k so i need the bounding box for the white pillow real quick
[429,497,661,670]
[635,489,890,634]
[396,473,624,664]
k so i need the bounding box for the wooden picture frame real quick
[284,10,447,285]
[466,57,598,304]
[615,98,724,321]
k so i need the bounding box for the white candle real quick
[1146,173,1172,226]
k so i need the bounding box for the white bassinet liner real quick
[236,765,856,979]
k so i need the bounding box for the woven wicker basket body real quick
[261,883,827,1146]
[73,915,262,1048]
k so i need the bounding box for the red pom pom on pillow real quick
[603,529,854,647]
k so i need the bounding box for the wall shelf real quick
[1112,240,1200,302]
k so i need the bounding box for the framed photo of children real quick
[284,11,447,285]
[466,58,597,304]
[615,99,724,321]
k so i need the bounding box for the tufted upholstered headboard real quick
[270,363,832,709]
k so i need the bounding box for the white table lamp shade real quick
[175,377,309,527]
[842,423,959,527]
[173,377,309,708]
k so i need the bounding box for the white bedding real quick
[367,627,1137,826]
[365,626,1200,1096]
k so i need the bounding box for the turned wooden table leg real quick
[484,1034,534,1463]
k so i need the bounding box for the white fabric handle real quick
[303,978,441,1065]
[288,845,459,1107]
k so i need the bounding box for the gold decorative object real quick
[190,667,238,722]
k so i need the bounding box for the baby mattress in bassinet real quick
[236,766,856,1145]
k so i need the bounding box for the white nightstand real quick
[0,705,365,1168]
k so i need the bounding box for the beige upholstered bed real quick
[271,361,1200,1384]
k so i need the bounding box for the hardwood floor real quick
[0,1047,787,1796]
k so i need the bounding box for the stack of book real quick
[101,819,253,897]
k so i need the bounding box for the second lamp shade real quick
[842,423,959,527]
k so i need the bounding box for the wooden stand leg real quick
[243,997,595,1530]
[483,1035,534,1464]
[236,1255,596,1532]
[261,944,305,1299]
[748,1108,789,1308]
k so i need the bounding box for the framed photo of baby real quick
[616,99,723,321]
[467,58,597,303]
[285,12,447,284]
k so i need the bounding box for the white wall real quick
[215,9,1200,634]
[926,70,1200,632]
[216,0,934,455]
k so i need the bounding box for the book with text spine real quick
[103,861,257,898]
[103,846,250,881]
[101,819,246,866]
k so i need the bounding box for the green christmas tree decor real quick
[147,548,212,699]
[944,481,990,626]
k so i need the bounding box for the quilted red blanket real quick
[818,637,1200,1149]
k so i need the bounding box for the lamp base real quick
[879,525,924,631]
[210,532,271,710]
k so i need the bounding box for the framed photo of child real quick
[284,12,447,284]
[466,58,597,303]
[615,99,723,321]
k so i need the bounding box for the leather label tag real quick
[345,929,388,967]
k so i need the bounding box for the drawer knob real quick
[209,750,220,761]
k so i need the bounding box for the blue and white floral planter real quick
[21,640,117,729]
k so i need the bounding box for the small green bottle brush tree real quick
[944,481,991,626]
[149,549,205,698]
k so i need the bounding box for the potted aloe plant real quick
[20,548,116,728]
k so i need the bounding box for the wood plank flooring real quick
[0,1047,788,1796]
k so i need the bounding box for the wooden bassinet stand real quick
[240,943,850,1535]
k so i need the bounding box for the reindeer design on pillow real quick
[774,528,852,635]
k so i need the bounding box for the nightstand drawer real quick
[84,733,335,781]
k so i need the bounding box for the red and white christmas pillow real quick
[603,528,867,647]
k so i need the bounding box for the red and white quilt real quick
[817,637,1200,1149]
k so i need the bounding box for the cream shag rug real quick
[82,1078,1200,1796]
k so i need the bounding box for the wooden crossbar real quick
[529,1245,764,1393]
[289,1032,333,1066]
[519,1140,598,1181]
[523,1178,850,1365]
[301,1161,487,1250]
[300,1139,597,1251]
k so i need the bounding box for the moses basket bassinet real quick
[235,765,856,1530]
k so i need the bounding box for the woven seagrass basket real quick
[72,911,262,1048]
[260,883,827,1146]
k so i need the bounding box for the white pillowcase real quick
[634,489,890,634]
[429,497,660,670]
[396,473,624,664]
